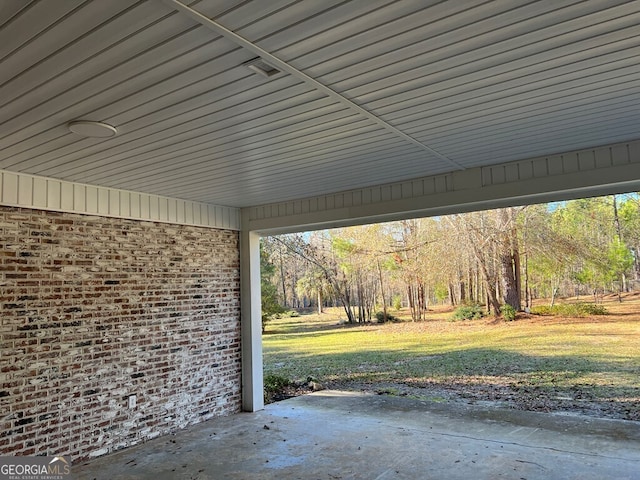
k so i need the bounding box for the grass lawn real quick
[263,295,640,421]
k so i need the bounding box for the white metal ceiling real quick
[1,0,639,208]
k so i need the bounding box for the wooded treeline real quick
[261,195,640,323]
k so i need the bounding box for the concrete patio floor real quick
[74,390,640,479]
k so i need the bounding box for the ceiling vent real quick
[244,57,280,78]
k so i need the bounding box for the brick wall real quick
[0,206,242,461]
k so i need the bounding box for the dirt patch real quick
[265,378,323,404]
[320,379,640,422]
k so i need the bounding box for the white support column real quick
[240,229,264,411]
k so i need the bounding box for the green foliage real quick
[296,269,334,309]
[572,267,596,289]
[275,310,300,319]
[263,374,291,403]
[500,304,517,321]
[330,235,358,276]
[544,196,636,295]
[380,255,400,273]
[619,197,640,242]
[261,242,285,333]
[262,284,285,333]
[392,295,402,311]
[530,305,551,315]
[606,237,634,285]
[375,311,398,323]
[451,303,484,321]
[571,303,608,315]
[331,235,358,256]
[434,283,449,303]
[531,303,608,317]
[264,373,291,391]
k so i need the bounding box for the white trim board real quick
[245,139,640,234]
[0,169,240,230]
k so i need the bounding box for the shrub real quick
[273,310,301,320]
[392,296,402,311]
[264,374,291,403]
[451,304,484,321]
[261,288,285,333]
[530,303,608,317]
[375,311,398,323]
[578,303,608,315]
[264,373,290,390]
[500,304,517,321]
[531,305,552,316]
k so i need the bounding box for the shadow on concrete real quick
[73,391,640,480]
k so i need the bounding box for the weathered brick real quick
[0,206,241,461]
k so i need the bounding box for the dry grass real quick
[263,295,640,420]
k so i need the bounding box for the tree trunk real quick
[474,269,480,304]
[376,258,388,323]
[279,247,287,307]
[356,277,364,323]
[613,195,623,240]
[448,283,455,307]
[407,285,416,321]
[513,249,522,305]
[523,249,530,310]
[477,259,501,313]
[465,225,500,313]
[612,195,628,294]
[340,284,356,324]
[550,286,558,307]
[499,208,521,311]
[407,283,425,321]
[500,251,521,311]
[340,299,355,323]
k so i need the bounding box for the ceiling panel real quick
[110,121,395,192]
[322,2,635,97]
[1,0,639,208]
[409,93,640,144]
[60,105,362,181]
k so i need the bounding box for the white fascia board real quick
[245,139,640,235]
[0,169,240,231]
